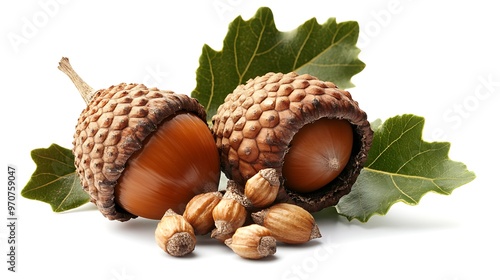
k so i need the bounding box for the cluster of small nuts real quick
[154,168,321,259]
[59,58,371,260]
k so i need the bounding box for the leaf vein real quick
[55,174,80,211]
[34,154,73,168]
[367,116,423,167]
[294,23,356,73]
[24,173,75,193]
[365,167,467,182]
[302,63,365,67]
[390,175,417,204]
[292,22,314,69]
[235,11,269,83]
[205,49,216,114]
[395,146,445,173]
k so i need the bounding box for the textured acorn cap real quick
[212,72,373,212]
[59,58,208,221]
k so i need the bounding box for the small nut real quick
[244,168,280,208]
[211,187,247,241]
[225,224,276,260]
[252,203,321,244]
[183,191,223,235]
[155,209,196,257]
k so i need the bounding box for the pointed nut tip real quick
[310,223,322,240]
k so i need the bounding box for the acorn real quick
[58,57,220,221]
[251,203,321,244]
[211,72,373,212]
[224,224,276,259]
[155,209,196,257]
[183,191,223,235]
[211,187,248,241]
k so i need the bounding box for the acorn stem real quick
[58,57,95,105]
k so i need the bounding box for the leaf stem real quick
[58,57,95,105]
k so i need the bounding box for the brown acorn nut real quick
[183,191,223,235]
[282,118,353,193]
[211,187,248,241]
[58,57,220,221]
[155,209,196,257]
[251,203,321,244]
[244,168,280,209]
[212,72,373,213]
[224,224,276,260]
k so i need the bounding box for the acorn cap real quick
[211,72,373,212]
[59,58,208,221]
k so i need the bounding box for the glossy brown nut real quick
[282,118,353,193]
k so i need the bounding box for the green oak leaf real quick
[192,6,365,120]
[21,144,89,212]
[336,114,476,222]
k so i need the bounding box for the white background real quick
[1,1,499,279]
